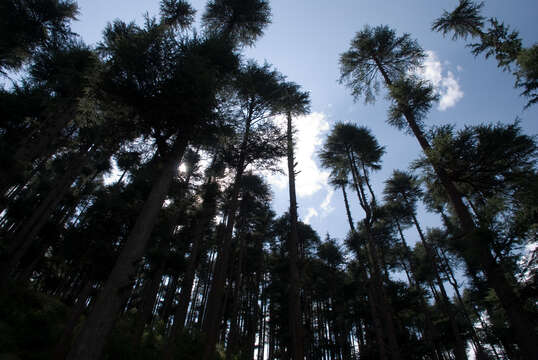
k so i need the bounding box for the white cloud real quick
[265,112,330,198]
[417,51,464,111]
[304,208,318,224]
[320,189,334,216]
[438,71,464,110]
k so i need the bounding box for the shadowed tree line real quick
[0,1,536,360]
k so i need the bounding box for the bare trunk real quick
[407,202,467,360]
[202,112,253,359]
[285,111,304,360]
[226,234,246,360]
[1,148,91,283]
[1,110,74,195]
[164,184,218,359]
[54,281,93,360]
[133,261,165,345]
[160,274,178,322]
[395,220,443,360]
[341,184,355,233]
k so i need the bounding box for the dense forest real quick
[0,0,536,359]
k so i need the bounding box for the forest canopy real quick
[0,1,536,359]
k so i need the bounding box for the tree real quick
[0,0,78,74]
[432,0,538,107]
[280,81,310,360]
[201,61,286,359]
[202,0,271,47]
[384,170,468,360]
[66,5,239,359]
[339,25,538,358]
[320,123,402,360]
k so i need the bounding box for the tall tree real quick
[384,170,468,360]
[201,61,286,359]
[339,25,538,358]
[320,123,402,360]
[280,81,310,360]
[66,3,241,358]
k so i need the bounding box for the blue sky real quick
[71,0,538,244]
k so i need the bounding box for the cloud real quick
[266,112,330,198]
[320,189,334,216]
[417,51,464,111]
[304,208,318,224]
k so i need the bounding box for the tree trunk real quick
[66,135,187,360]
[160,274,178,323]
[378,59,537,357]
[132,259,165,345]
[164,183,218,359]
[0,148,92,284]
[438,248,490,359]
[341,184,355,233]
[383,69,538,359]
[202,112,252,359]
[226,233,246,360]
[285,111,305,360]
[407,202,467,360]
[53,280,93,360]
[1,109,74,196]
[395,220,443,360]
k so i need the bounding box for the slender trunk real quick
[133,260,166,345]
[356,153,402,360]
[268,303,275,360]
[395,220,443,360]
[202,110,253,359]
[1,148,92,283]
[66,135,187,360]
[54,281,93,360]
[439,248,489,358]
[163,185,216,358]
[1,110,74,195]
[257,284,266,360]
[367,236,402,360]
[345,148,400,360]
[160,274,178,323]
[286,111,304,360]
[163,183,217,359]
[341,184,355,233]
[226,233,246,360]
[407,202,467,360]
[360,161,377,209]
[367,281,388,360]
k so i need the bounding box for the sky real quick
[71,0,538,245]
